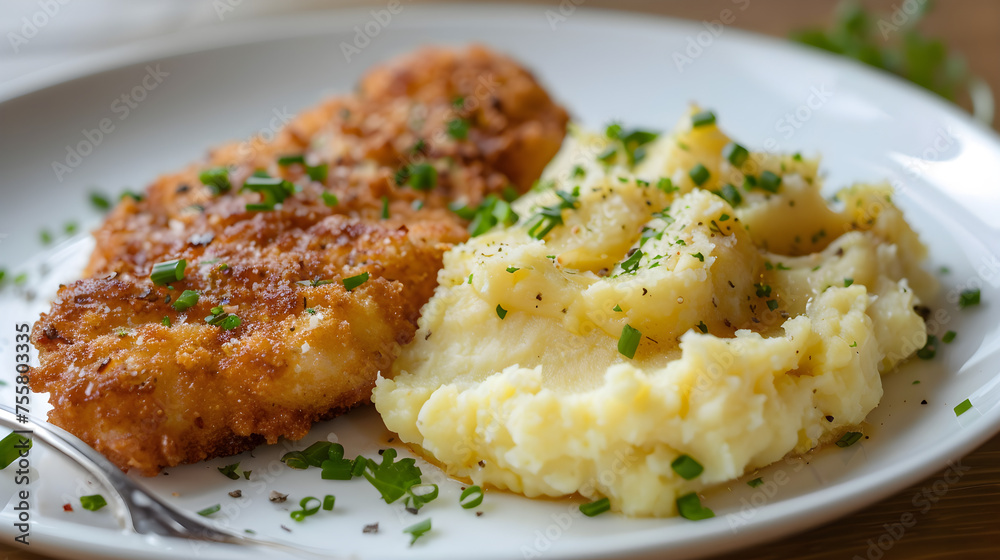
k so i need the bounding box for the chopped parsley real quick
[506,266,520,273]
[613,304,623,312]
[450,194,519,237]
[696,321,708,333]
[942,330,957,343]
[362,448,423,504]
[844,278,854,287]
[218,462,241,480]
[307,163,329,182]
[321,191,338,207]
[0,432,32,469]
[766,299,779,311]
[691,252,705,262]
[526,189,578,240]
[619,250,644,274]
[755,283,772,298]
[496,305,508,320]
[747,478,764,488]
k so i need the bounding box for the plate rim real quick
[3,4,1000,560]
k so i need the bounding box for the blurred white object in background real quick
[0,0,366,84]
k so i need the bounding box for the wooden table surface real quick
[2,1,997,559]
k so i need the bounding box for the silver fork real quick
[0,404,330,558]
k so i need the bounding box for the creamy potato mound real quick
[373,108,934,517]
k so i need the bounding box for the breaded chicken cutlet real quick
[30,45,568,475]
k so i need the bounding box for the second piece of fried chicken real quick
[31,45,568,475]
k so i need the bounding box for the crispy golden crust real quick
[30,45,568,475]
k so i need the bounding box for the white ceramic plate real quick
[1,5,999,560]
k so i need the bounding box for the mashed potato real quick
[373,108,934,517]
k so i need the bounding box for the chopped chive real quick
[766,299,779,311]
[657,177,678,194]
[411,199,425,211]
[323,495,335,511]
[713,184,742,207]
[161,316,171,327]
[277,154,306,166]
[613,304,623,312]
[691,110,716,127]
[14,272,27,286]
[670,455,704,480]
[506,266,520,273]
[759,171,782,193]
[722,142,749,167]
[691,252,704,262]
[954,399,972,416]
[64,222,79,235]
[836,432,863,448]
[447,118,470,140]
[40,229,53,245]
[290,497,322,522]
[579,497,611,517]
[571,165,586,179]
[618,324,641,359]
[322,191,338,207]
[958,289,980,308]
[942,331,957,343]
[460,486,484,509]
[688,164,710,186]
[89,192,112,212]
[172,290,199,312]
[381,196,390,219]
[306,163,329,182]
[80,495,108,512]
[747,478,764,488]
[850,340,857,347]
[844,278,854,287]
[343,272,370,291]
[151,259,186,285]
[404,163,438,191]
[755,283,772,298]
[197,504,221,517]
[916,335,937,360]
[676,492,714,520]
[0,432,32,469]
[199,167,231,195]
[496,304,508,320]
